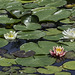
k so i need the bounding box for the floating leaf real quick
[59,42,75,51]
[47,9,71,22]
[57,25,72,31]
[44,28,62,35]
[0,28,14,36]
[14,23,41,30]
[45,0,67,7]
[5,1,23,11]
[19,67,36,73]
[17,30,45,40]
[23,3,39,9]
[43,34,62,41]
[0,15,21,24]
[37,66,62,74]
[63,61,75,70]
[55,72,71,75]
[0,38,8,47]
[16,56,56,67]
[60,18,75,23]
[32,7,57,21]
[0,58,16,66]
[20,41,58,54]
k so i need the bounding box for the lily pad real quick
[45,0,67,7]
[20,41,58,54]
[43,34,62,41]
[0,28,14,36]
[23,3,39,9]
[0,15,21,24]
[14,23,41,30]
[55,72,71,75]
[37,66,62,74]
[16,56,56,67]
[0,38,8,47]
[44,28,62,36]
[59,42,75,51]
[60,18,75,23]
[17,30,45,40]
[47,9,71,22]
[19,67,36,73]
[63,61,75,70]
[57,25,72,31]
[0,58,16,66]
[32,7,57,21]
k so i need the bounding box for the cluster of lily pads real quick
[0,0,75,75]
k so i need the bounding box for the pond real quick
[0,0,75,75]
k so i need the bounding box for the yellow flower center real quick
[8,34,14,37]
[56,48,62,53]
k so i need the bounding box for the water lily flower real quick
[4,31,17,40]
[49,46,67,57]
[62,28,75,42]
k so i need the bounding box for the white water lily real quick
[4,31,17,40]
[61,28,75,42]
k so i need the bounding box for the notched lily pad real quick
[16,56,56,67]
[63,61,75,70]
[37,66,62,74]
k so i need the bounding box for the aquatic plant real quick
[62,28,75,42]
[4,31,17,40]
[50,46,67,57]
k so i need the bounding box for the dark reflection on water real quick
[1,39,26,53]
[0,39,75,75]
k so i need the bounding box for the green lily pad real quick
[63,61,75,70]
[55,72,71,75]
[58,42,75,51]
[0,15,21,24]
[17,30,45,40]
[0,28,14,36]
[14,23,41,30]
[20,41,58,54]
[57,25,72,31]
[47,9,71,22]
[45,0,67,7]
[32,7,57,21]
[44,28,62,35]
[11,9,31,18]
[23,3,39,9]
[43,34,62,41]
[19,67,36,73]
[34,0,66,7]
[17,0,34,3]
[16,56,56,67]
[0,58,16,66]
[0,38,8,47]
[37,66,62,74]
[60,18,75,23]
[5,1,23,11]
